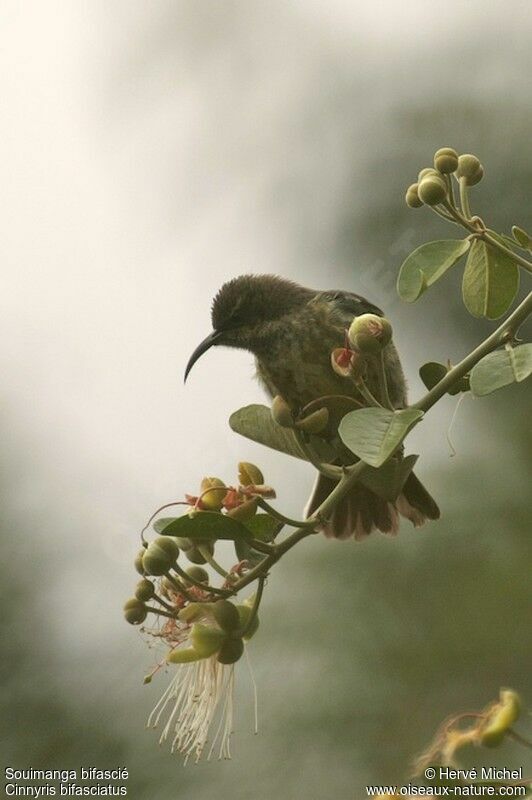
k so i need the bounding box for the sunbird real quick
[185,274,439,539]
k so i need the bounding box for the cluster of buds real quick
[405,147,484,208]
[185,463,275,526]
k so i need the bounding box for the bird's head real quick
[184,274,310,381]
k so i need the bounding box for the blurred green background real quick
[1,2,531,798]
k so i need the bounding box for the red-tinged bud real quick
[331,347,365,379]
[348,314,393,354]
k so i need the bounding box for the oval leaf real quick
[419,361,469,395]
[470,344,532,396]
[244,514,280,542]
[359,454,419,501]
[462,239,519,319]
[229,404,336,462]
[156,511,253,541]
[338,407,424,468]
[397,240,470,302]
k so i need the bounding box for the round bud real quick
[405,183,423,208]
[417,176,447,206]
[184,565,209,584]
[226,497,258,522]
[191,623,226,658]
[199,477,226,511]
[271,395,294,428]
[433,147,459,174]
[123,598,147,625]
[134,549,147,575]
[135,579,155,602]
[348,314,393,354]
[217,637,244,665]
[212,600,241,633]
[466,164,483,186]
[238,462,264,486]
[142,537,180,576]
[455,154,482,183]
[185,540,214,565]
[295,407,329,434]
[236,604,260,640]
[418,167,441,182]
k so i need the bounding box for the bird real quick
[184,274,439,540]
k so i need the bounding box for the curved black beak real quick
[184,330,223,382]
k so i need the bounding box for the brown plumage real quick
[186,274,440,539]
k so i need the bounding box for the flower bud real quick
[123,598,147,625]
[191,623,226,657]
[142,537,179,576]
[271,395,294,428]
[199,477,226,511]
[238,462,264,486]
[134,548,147,575]
[184,565,209,584]
[455,154,483,184]
[167,647,202,664]
[418,175,447,206]
[330,348,365,379]
[480,689,521,748]
[418,167,441,182]
[178,602,209,623]
[212,600,241,632]
[405,183,423,208]
[135,579,155,602]
[236,604,260,640]
[217,637,244,664]
[226,497,258,521]
[185,540,214,565]
[295,407,329,434]
[433,147,459,174]
[348,314,393,354]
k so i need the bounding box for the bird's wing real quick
[314,289,384,318]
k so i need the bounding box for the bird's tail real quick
[304,471,440,540]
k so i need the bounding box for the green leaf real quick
[511,224,532,249]
[229,404,336,462]
[155,511,253,541]
[244,514,280,541]
[359,454,418,501]
[338,407,424,468]
[470,344,532,396]
[462,238,519,319]
[397,240,470,302]
[419,362,469,395]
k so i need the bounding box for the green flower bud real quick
[142,537,180,576]
[167,647,202,664]
[135,579,155,602]
[417,175,447,206]
[480,689,521,748]
[405,183,423,208]
[455,154,482,184]
[271,395,294,428]
[185,540,214,565]
[178,602,209,623]
[433,147,459,174]
[217,637,244,664]
[191,623,226,657]
[466,164,484,186]
[212,600,241,632]
[236,604,260,640]
[295,406,329,434]
[238,462,264,486]
[348,314,393,354]
[226,497,258,522]
[123,598,147,625]
[418,167,441,182]
[134,549,147,575]
[184,565,209,584]
[199,476,226,511]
